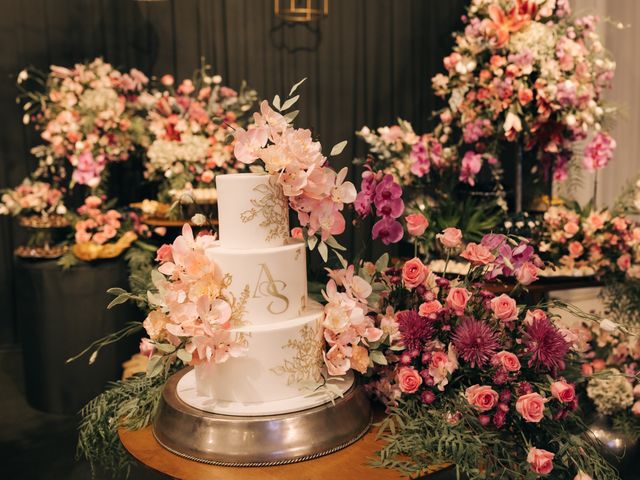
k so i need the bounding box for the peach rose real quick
[564,221,579,237]
[550,380,575,403]
[460,242,496,265]
[632,400,640,417]
[419,300,443,317]
[85,195,102,208]
[402,257,428,289]
[527,447,554,475]
[405,213,429,236]
[516,392,547,423]
[524,309,547,325]
[200,170,215,183]
[491,351,521,372]
[291,227,304,240]
[155,243,173,263]
[397,366,422,394]
[617,254,631,272]
[437,227,462,248]
[143,310,169,340]
[490,294,518,322]
[160,74,174,86]
[516,262,539,286]
[465,384,499,412]
[446,287,471,315]
[568,241,584,258]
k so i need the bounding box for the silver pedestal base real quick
[153,368,372,466]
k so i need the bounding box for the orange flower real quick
[484,0,536,48]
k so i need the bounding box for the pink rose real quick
[419,300,443,318]
[460,242,496,265]
[516,392,547,422]
[632,401,640,416]
[568,241,584,258]
[574,472,593,480]
[437,227,462,248]
[85,195,102,208]
[397,366,422,394]
[617,254,631,272]
[524,309,547,325]
[491,351,521,372]
[155,244,173,263]
[527,447,555,475]
[291,227,304,240]
[446,287,471,315]
[402,257,428,289]
[550,380,575,403]
[465,384,499,412]
[405,213,429,237]
[516,262,539,286]
[490,294,518,322]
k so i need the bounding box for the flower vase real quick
[587,414,640,478]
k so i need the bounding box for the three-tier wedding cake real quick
[176,173,353,416]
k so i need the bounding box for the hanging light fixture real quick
[274,0,329,22]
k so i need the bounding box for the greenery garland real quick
[77,366,176,479]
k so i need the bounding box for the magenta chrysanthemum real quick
[397,310,434,352]
[452,318,499,368]
[523,317,570,372]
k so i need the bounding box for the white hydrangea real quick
[147,136,210,172]
[587,368,634,415]
[509,21,556,61]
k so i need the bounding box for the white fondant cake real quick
[179,173,354,416]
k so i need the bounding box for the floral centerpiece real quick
[321,229,617,478]
[429,0,616,208]
[355,120,504,250]
[142,66,257,203]
[233,79,356,257]
[17,57,149,190]
[0,177,66,221]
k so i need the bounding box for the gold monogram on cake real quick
[270,318,323,385]
[253,263,290,315]
[240,176,288,242]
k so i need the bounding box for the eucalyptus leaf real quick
[370,350,388,365]
[107,287,127,296]
[318,241,329,262]
[330,140,348,157]
[107,294,131,310]
[325,235,346,251]
[284,110,299,122]
[153,343,176,354]
[273,94,281,111]
[289,77,307,96]
[176,348,192,364]
[146,356,164,378]
[334,250,348,269]
[280,94,299,111]
[308,235,318,251]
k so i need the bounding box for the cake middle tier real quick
[210,240,308,325]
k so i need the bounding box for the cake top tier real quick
[216,173,290,249]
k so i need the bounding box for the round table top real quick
[119,423,451,480]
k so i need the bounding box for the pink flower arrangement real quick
[74,196,123,245]
[233,85,356,243]
[143,70,257,199]
[320,228,614,477]
[143,224,247,365]
[430,0,616,183]
[19,58,150,189]
[0,177,65,217]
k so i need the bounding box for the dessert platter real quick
[153,173,372,465]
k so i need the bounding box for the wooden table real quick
[119,424,452,480]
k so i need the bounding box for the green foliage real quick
[372,396,619,480]
[77,368,175,479]
[124,241,156,310]
[602,278,640,328]
[57,249,80,270]
[612,411,640,442]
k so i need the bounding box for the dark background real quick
[0,0,467,345]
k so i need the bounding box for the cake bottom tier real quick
[182,303,351,414]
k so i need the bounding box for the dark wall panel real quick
[0,0,466,344]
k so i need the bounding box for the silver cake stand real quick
[153,368,373,466]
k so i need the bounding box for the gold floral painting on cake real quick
[271,318,323,385]
[240,176,288,242]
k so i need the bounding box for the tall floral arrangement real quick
[142,67,258,201]
[431,0,616,189]
[18,57,149,190]
[321,230,618,478]
[233,80,356,258]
